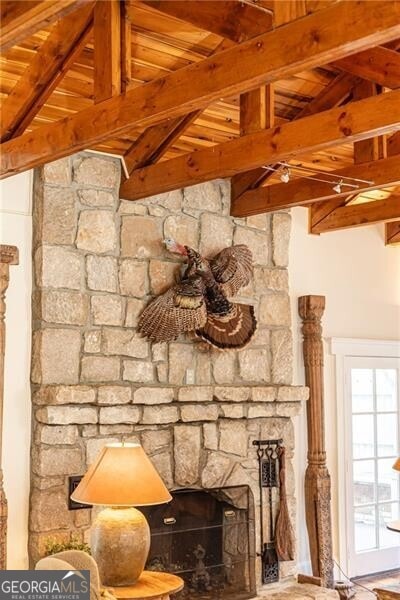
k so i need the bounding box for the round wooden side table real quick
[108,571,184,600]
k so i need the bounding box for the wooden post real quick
[298,295,334,588]
[0,244,19,569]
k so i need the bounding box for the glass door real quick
[345,356,400,576]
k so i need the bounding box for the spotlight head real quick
[333,180,343,194]
[280,167,290,184]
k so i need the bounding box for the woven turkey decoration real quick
[138,239,257,350]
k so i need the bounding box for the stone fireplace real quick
[29,152,308,592]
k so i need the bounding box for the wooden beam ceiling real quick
[120,91,400,201]
[0,0,91,52]
[0,4,94,143]
[2,0,400,178]
[230,153,400,216]
[311,196,400,233]
[332,46,400,90]
[93,0,121,103]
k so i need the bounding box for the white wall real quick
[289,207,400,574]
[0,171,33,569]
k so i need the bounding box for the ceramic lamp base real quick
[91,506,150,586]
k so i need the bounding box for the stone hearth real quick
[29,152,308,590]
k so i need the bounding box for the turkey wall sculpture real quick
[138,239,257,350]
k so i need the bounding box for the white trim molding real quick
[331,337,400,358]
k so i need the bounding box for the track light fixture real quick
[280,167,290,183]
[333,179,343,194]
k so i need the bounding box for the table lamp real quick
[393,458,400,472]
[71,442,172,587]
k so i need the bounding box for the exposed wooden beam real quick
[385,221,400,245]
[120,91,400,202]
[2,0,400,178]
[311,196,400,233]
[388,131,400,157]
[332,46,400,90]
[94,0,121,102]
[121,0,132,93]
[239,85,274,135]
[0,5,93,143]
[140,0,273,43]
[231,153,400,217]
[0,0,91,52]
[273,0,307,26]
[309,196,355,232]
[353,80,386,164]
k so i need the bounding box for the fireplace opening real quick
[142,485,256,600]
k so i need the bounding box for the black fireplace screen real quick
[142,485,256,600]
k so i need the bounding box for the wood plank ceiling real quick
[0,0,399,244]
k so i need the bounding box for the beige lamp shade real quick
[393,458,400,472]
[71,443,172,507]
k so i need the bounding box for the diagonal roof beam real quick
[0,4,94,143]
[332,46,400,90]
[2,0,400,178]
[311,196,400,233]
[0,0,92,52]
[140,0,273,43]
[230,153,400,217]
[119,91,400,202]
[385,220,400,244]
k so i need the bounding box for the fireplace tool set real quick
[254,439,295,584]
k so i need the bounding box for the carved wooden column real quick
[0,244,19,569]
[298,295,334,588]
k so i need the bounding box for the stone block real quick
[219,421,248,456]
[168,343,194,385]
[98,386,131,405]
[157,363,168,383]
[30,489,71,532]
[42,157,71,185]
[201,452,235,488]
[183,181,222,212]
[99,424,134,434]
[119,201,148,215]
[76,210,117,253]
[239,348,270,383]
[86,437,119,465]
[81,356,120,382]
[212,353,236,384]
[277,386,309,402]
[220,404,246,419]
[133,387,174,404]
[248,403,275,419]
[35,246,82,290]
[271,329,293,384]
[272,212,291,267]
[78,189,115,208]
[125,298,146,327]
[81,425,98,437]
[246,214,269,230]
[39,290,88,326]
[142,405,179,424]
[32,329,80,384]
[254,267,289,293]
[147,190,182,211]
[99,406,140,424]
[32,446,83,476]
[251,387,276,402]
[51,386,96,404]
[275,403,302,417]
[233,226,269,266]
[123,360,154,383]
[213,387,251,402]
[150,452,173,489]
[196,352,212,384]
[119,259,147,297]
[200,213,233,256]
[164,214,198,249]
[73,155,120,189]
[178,386,213,402]
[84,330,101,353]
[149,260,180,295]
[142,429,172,454]
[36,406,98,425]
[121,216,162,258]
[174,425,201,486]
[40,186,76,245]
[37,425,78,445]
[203,423,218,450]
[91,294,123,326]
[152,343,167,362]
[181,404,219,422]
[259,293,291,326]
[102,327,148,358]
[86,255,118,292]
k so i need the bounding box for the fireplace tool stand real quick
[254,439,283,585]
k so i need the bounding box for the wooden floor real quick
[352,570,400,599]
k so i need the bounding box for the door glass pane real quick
[378,459,399,502]
[378,502,400,549]
[376,369,397,412]
[353,414,374,459]
[352,369,374,413]
[354,505,376,552]
[354,460,375,505]
[377,413,398,457]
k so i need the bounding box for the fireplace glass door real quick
[142,486,256,600]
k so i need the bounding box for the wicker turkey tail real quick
[275,446,295,561]
[196,303,257,350]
